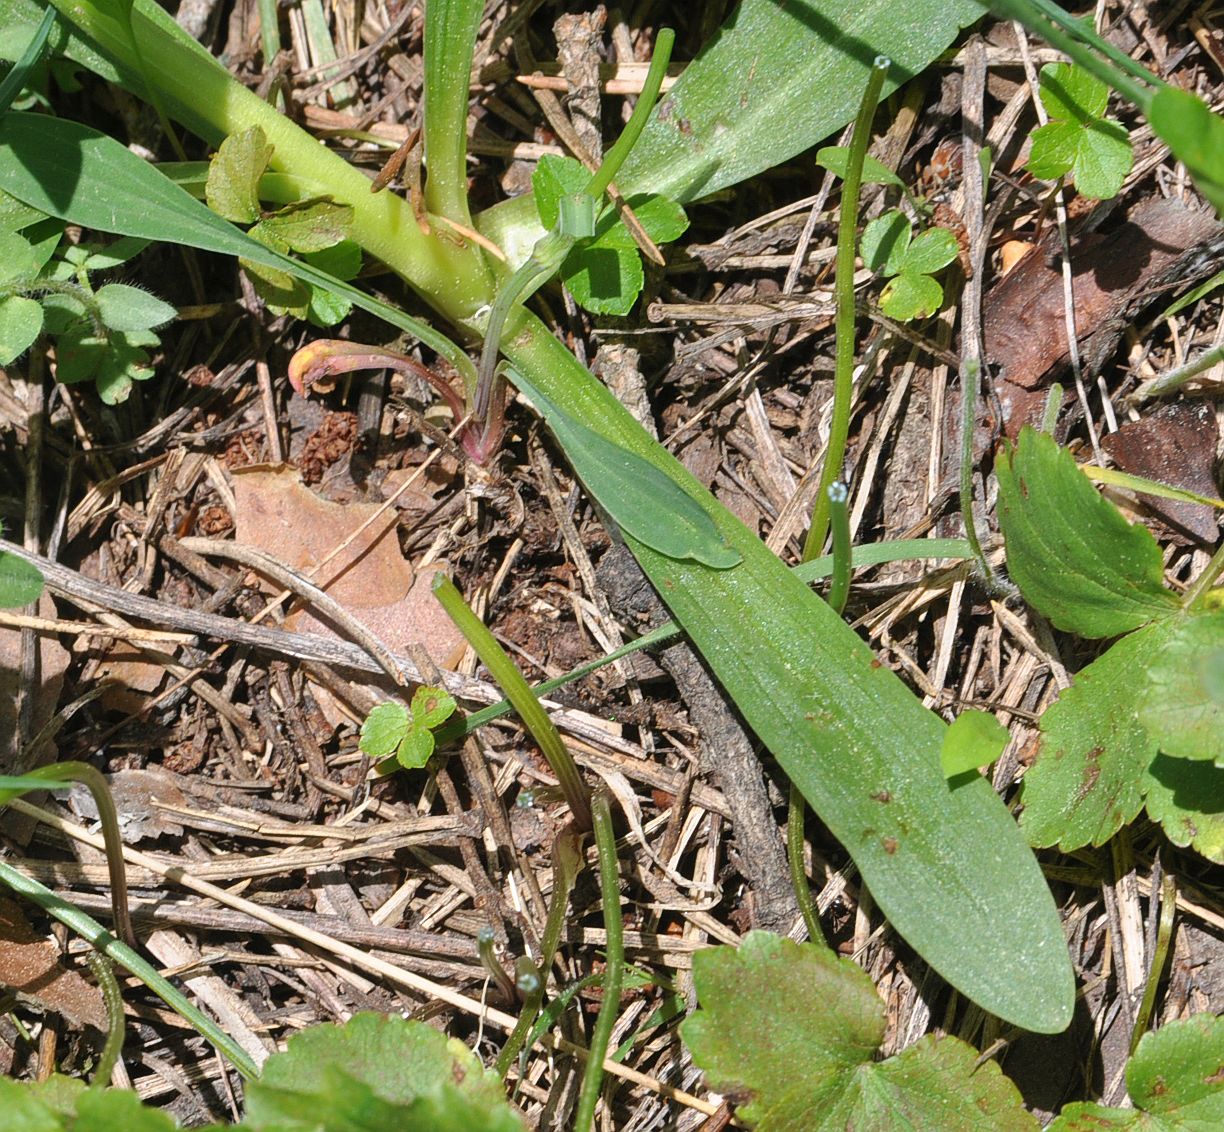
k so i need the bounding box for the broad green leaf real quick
[861,210,911,275]
[1049,1014,1224,1130]
[941,710,1009,778]
[900,227,959,276]
[997,428,1180,638]
[1037,62,1109,122]
[1149,86,1224,216]
[509,367,741,569]
[561,240,641,316]
[302,237,361,281]
[0,293,43,362]
[257,198,353,253]
[205,124,272,223]
[1138,613,1224,764]
[94,335,154,405]
[0,547,43,607]
[597,194,689,249]
[880,272,943,321]
[613,0,983,203]
[73,234,149,270]
[0,185,46,232]
[53,324,106,383]
[1142,754,1224,864]
[243,1013,524,1131]
[506,325,1075,1035]
[411,685,456,730]
[1020,621,1177,851]
[0,1077,177,1132]
[396,726,435,769]
[816,145,904,187]
[73,1088,179,1132]
[95,282,175,332]
[359,702,410,759]
[681,932,1036,1131]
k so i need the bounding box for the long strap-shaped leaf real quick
[506,323,1075,1035]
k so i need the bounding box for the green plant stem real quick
[825,482,852,616]
[585,28,675,200]
[0,860,259,1079]
[254,0,280,81]
[496,827,584,1078]
[477,926,517,1001]
[958,358,994,586]
[1132,344,1224,403]
[422,0,484,226]
[1183,538,1224,610]
[574,793,623,1132]
[985,0,1154,111]
[85,952,124,1087]
[0,763,135,948]
[431,573,592,831]
[1040,381,1064,433]
[1130,871,1177,1057]
[802,56,889,561]
[787,781,825,944]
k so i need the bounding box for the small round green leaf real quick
[941,710,1008,778]
[1142,754,1224,864]
[396,726,436,769]
[258,199,354,254]
[1038,62,1108,122]
[899,226,959,276]
[359,702,410,759]
[54,325,107,384]
[0,293,43,363]
[96,283,176,332]
[860,210,911,275]
[411,685,456,730]
[880,271,943,321]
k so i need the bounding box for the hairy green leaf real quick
[997,428,1180,637]
[681,932,1036,1130]
[1138,612,1224,764]
[1049,1014,1224,1130]
[1020,621,1176,851]
[95,282,175,332]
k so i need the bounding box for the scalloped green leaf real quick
[257,198,353,253]
[1141,754,1224,864]
[1038,62,1109,123]
[1137,612,1224,764]
[1020,620,1178,851]
[243,1013,525,1131]
[861,210,911,275]
[681,932,1036,1131]
[94,335,155,405]
[96,282,176,332]
[899,227,959,276]
[206,124,272,224]
[1049,1014,1224,1130]
[396,726,435,769]
[411,685,456,730]
[880,271,943,321]
[359,702,410,759]
[997,428,1180,638]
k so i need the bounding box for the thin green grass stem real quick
[0,763,135,948]
[477,927,517,1001]
[255,0,281,78]
[825,482,852,616]
[431,573,592,831]
[1182,538,1224,610]
[802,56,889,561]
[0,860,259,1079]
[1040,381,1064,433]
[958,358,995,587]
[574,793,623,1132]
[1130,871,1177,1057]
[496,827,584,1078]
[787,781,825,944]
[0,4,55,113]
[85,953,125,1087]
[1132,344,1224,403]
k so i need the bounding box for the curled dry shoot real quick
[0,0,1223,1128]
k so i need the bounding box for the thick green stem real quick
[802,57,889,561]
[432,573,592,831]
[574,793,623,1132]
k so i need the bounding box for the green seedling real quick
[205,125,361,327]
[997,427,1224,861]
[1025,61,1133,200]
[860,208,960,321]
[0,221,176,403]
[359,685,457,770]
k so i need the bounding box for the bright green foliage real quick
[681,932,1036,1130]
[0,541,43,608]
[999,429,1224,862]
[1138,613,1224,763]
[0,209,174,403]
[1149,86,1224,216]
[816,146,904,187]
[860,210,958,321]
[359,687,457,769]
[244,1014,524,1130]
[0,1076,179,1130]
[996,429,1180,637]
[1048,1014,1224,1130]
[206,126,359,326]
[940,710,1009,778]
[1026,63,1133,200]
[531,155,687,315]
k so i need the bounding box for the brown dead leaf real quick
[69,767,187,843]
[0,897,107,1030]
